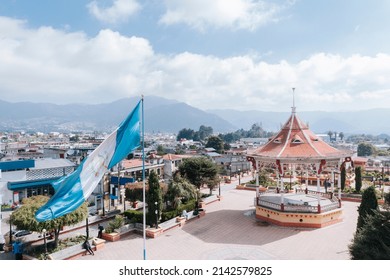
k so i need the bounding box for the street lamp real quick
[381,164,385,198]
[42,229,48,259]
[154,202,158,229]
[9,215,12,246]
[218,176,221,196]
[238,168,241,185]
[123,191,126,212]
[0,194,5,251]
[380,164,384,190]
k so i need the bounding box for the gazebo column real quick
[315,163,321,213]
[255,161,260,203]
[317,175,321,213]
[292,164,296,179]
[280,176,285,211]
[338,171,342,208]
[305,169,309,194]
[331,170,335,199]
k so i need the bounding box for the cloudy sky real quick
[1,0,390,112]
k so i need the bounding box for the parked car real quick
[3,230,32,244]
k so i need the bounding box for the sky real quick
[1,0,390,112]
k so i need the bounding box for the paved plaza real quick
[79,186,358,260]
[0,176,360,261]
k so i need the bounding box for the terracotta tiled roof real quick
[248,111,350,160]
[162,154,193,161]
[122,159,150,169]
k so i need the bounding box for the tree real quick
[176,128,195,141]
[198,125,213,141]
[146,170,163,227]
[339,132,345,141]
[178,157,219,195]
[355,166,362,193]
[356,186,378,230]
[157,145,166,155]
[357,142,376,156]
[205,136,224,153]
[327,131,333,142]
[10,195,88,249]
[165,174,197,209]
[349,209,390,259]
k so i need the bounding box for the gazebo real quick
[246,102,353,228]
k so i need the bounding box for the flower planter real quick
[101,232,120,242]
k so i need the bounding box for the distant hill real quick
[1,96,390,135]
[208,108,390,135]
[0,96,236,133]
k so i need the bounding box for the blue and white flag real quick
[35,101,141,222]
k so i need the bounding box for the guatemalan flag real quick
[35,101,141,222]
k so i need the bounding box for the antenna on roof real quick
[292,87,296,114]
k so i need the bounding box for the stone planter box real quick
[92,237,106,250]
[101,232,120,242]
[145,227,163,238]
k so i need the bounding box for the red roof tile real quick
[248,111,350,160]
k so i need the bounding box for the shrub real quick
[124,210,143,223]
[106,215,125,232]
[161,210,178,222]
[160,199,196,222]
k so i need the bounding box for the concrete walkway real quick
[79,183,358,260]
[1,175,359,260]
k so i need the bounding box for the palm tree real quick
[165,175,197,209]
[327,131,333,142]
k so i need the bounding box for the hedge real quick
[124,210,144,223]
[161,199,196,222]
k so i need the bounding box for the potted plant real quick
[101,215,124,242]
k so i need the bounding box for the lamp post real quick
[218,176,221,196]
[154,202,158,229]
[0,195,5,251]
[381,164,385,198]
[123,191,126,212]
[238,168,241,185]
[9,214,12,246]
[42,229,47,259]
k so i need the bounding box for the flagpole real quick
[142,95,146,260]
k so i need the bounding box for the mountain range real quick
[0,96,389,135]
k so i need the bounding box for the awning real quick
[7,178,60,191]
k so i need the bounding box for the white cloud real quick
[2,16,390,112]
[159,0,293,31]
[87,0,141,24]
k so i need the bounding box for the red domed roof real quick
[248,109,351,161]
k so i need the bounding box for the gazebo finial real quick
[292,87,296,113]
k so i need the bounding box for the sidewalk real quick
[1,177,359,260]
[80,183,358,260]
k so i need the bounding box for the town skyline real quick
[1,1,390,112]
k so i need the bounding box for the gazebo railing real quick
[283,204,319,213]
[257,198,340,213]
